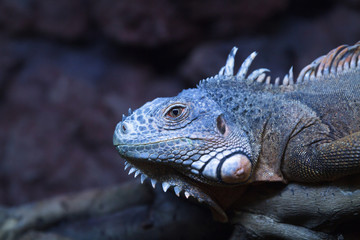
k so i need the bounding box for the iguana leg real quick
[283,131,360,182]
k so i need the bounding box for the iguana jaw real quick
[115,132,253,221]
[117,154,232,222]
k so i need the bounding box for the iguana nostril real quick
[121,122,128,134]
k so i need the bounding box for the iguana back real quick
[288,67,360,138]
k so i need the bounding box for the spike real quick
[124,162,130,170]
[184,191,190,199]
[312,55,326,65]
[324,45,345,74]
[151,179,157,188]
[128,108,132,115]
[122,114,126,121]
[282,74,289,86]
[297,64,311,83]
[236,51,257,79]
[140,174,147,184]
[265,76,271,85]
[312,56,326,80]
[288,66,294,85]
[318,48,336,76]
[128,167,136,175]
[331,48,347,74]
[309,70,317,81]
[344,47,356,67]
[337,58,345,72]
[341,53,351,71]
[223,47,238,76]
[350,51,357,68]
[247,68,270,82]
[174,186,181,197]
[256,73,266,83]
[274,77,280,86]
[303,70,311,82]
[134,170,141,178]
[162,182,171,192]
[218,66,225,76]
[304,56,324,81]
[343,57,350,70]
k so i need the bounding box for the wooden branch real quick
[1,176,360,239]
[231,212,334,240]
[0,181,153,240]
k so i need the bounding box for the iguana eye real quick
[162,104,191,128]
[166,106,185,118]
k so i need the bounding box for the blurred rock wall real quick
[0,0,359,205]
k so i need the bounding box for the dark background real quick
[0,0,359,206]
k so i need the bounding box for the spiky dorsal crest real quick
[297,41,360,83]
[198,41,360,88]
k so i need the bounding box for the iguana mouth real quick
[115,137,192,147]
[121,158,229,222]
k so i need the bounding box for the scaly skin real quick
[113,41,360,221]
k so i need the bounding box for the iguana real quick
[113,41,360,222]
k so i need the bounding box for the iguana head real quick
[113,47,284,221]
[114,85,254,179]
[113,87,253,220]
